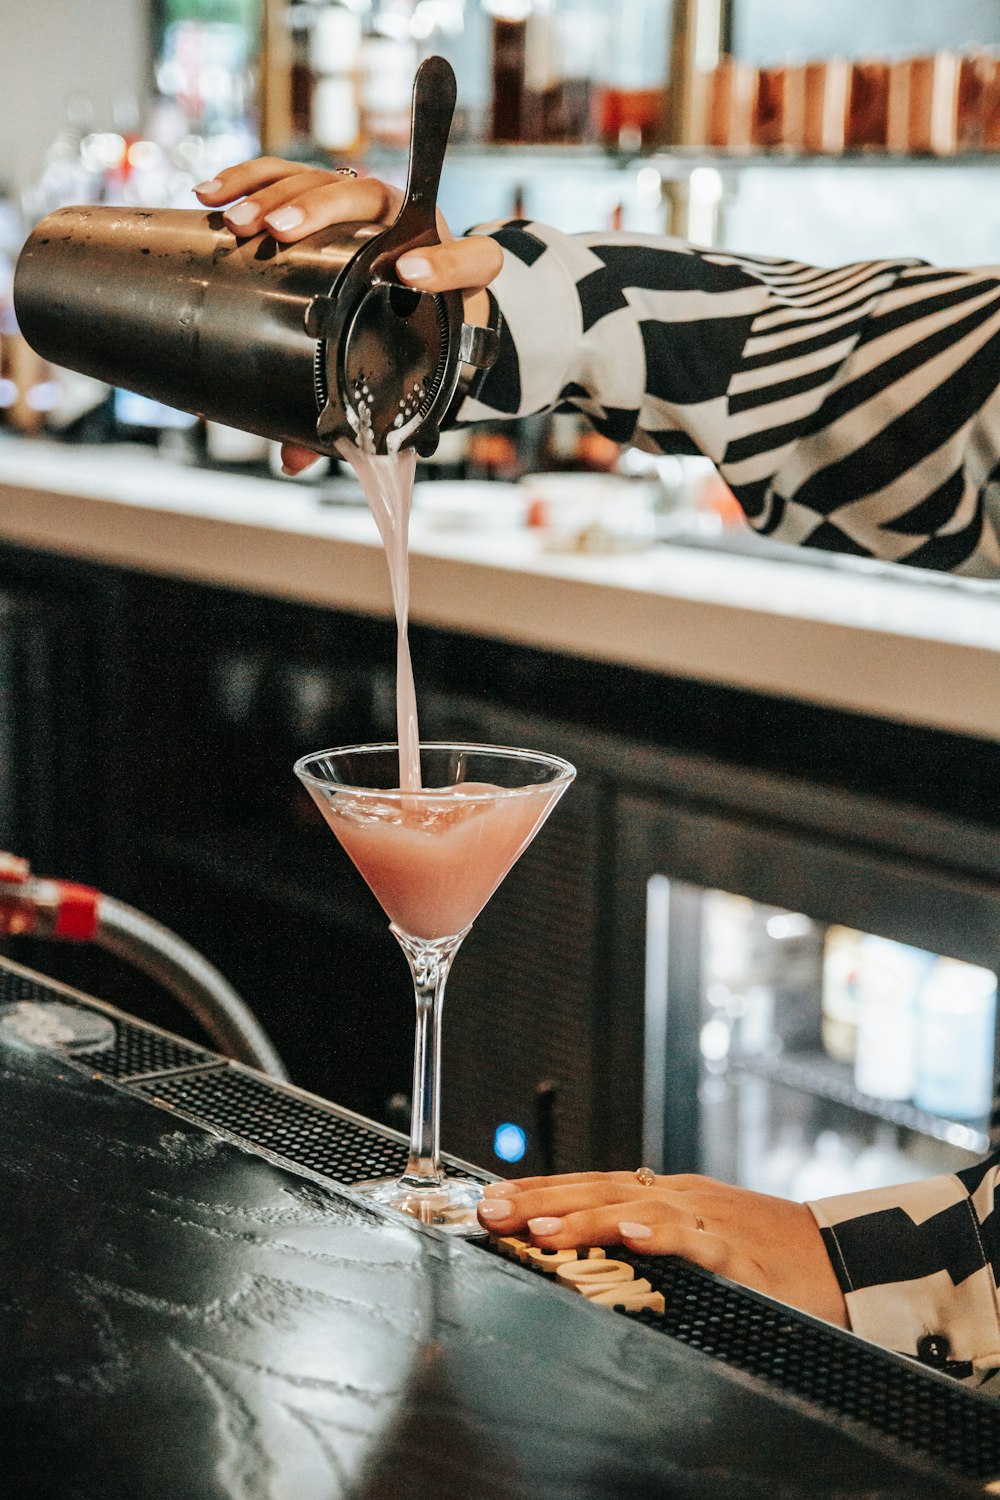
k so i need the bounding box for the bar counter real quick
[2,955,997,1499]
[1,437,999,743]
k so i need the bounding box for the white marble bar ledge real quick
[1,437,999,744]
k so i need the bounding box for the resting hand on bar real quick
[476,1170,849,1329]
[194,159,502,474]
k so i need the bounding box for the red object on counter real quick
[52,882,100,941]
[0,852,100,940]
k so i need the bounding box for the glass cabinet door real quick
[610,787,1000,1187]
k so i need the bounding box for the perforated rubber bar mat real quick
[131,1064,411,1184]
[4,956,1000,1482]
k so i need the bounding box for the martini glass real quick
[294,742,575,1234]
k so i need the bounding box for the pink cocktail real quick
[294,742,575,1233]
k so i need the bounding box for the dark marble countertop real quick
[0,1022,986,1500]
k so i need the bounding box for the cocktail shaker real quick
[13,57,495,457]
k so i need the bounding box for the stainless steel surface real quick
[14,201,361,450]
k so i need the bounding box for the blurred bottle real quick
[488,2,532,141]
[595,0,668,152]
[821,924,864,1064]
[845,60,890,150]
[411,0,483,141]
[288,5,316,140]
[800,59,850,155]
[914,957,996,1120]
[537,0,607,144]
[361,4,419,147]
[705,59,758,152]
[753,66,807,152]
[310,2,363,152]
[853,935,930,1102]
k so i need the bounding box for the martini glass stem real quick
[392,925,467,1189]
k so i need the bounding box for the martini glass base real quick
[355,1174,487,1235]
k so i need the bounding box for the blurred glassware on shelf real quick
[156,6,258,136]
[845,60,890,151]
[594,0,669,152]
[704,58,759,152]
[486,0,532,141]
[887,54,961,156]
[800,59,850,154]
[821,924,864,1065]
[753,66,802,153]
[914,958,997,1121]
[310,3,364,151]
[853,935,931,1103]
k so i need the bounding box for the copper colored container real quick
[845,60,890,150]
[974,54,1000,150]
[887,54,967,154]
[754,66,806,150]
[707,59,759,151]
[802,59,850,154]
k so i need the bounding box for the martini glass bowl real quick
[294,741,576,1234]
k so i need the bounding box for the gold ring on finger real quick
[634,1166,656,1187]
[335,166,359,179]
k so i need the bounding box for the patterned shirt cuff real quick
[807,1174,1000,1370]
[453,221,583,424]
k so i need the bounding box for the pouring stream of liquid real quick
[336,441,421,791]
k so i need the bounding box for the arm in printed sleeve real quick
[458,220,1000,575]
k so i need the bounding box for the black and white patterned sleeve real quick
[807,1154,1000,1385]
[457,219,1000,575]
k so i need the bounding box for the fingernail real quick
[226,201,259,227]
[397,254,433,281]
[266,206,304,233]
[527,1217,563,1236]
[478,1200,512,1221]
[195,178,222,195]
[618,1221,652,1239]
[482,1182,511,1199]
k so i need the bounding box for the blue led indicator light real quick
[493,1122,527,1163]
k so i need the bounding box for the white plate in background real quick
[412,480,527,530]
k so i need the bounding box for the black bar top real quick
[0,970,989,1499]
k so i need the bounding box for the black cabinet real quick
[4,544,1000,1189]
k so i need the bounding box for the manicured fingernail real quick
[266,206,304,233]
[528,1217,563,1236]
[226,201,259,227]
[397,254,433,281]
[483,1182,511,1199]
[195,178,222,195]
[618,1221,652,1239]
[478,1200,512,1220]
